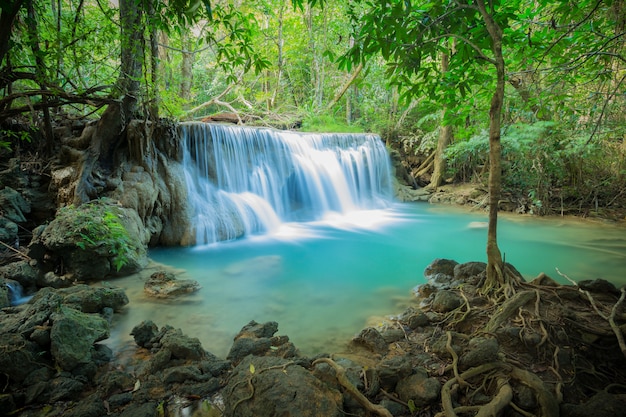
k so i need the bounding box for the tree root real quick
[558,268,626,360]
[312,358,393,417]
[230,361,296,415]
[474,377,512,417]
[485,290,535,333]
[437,361,559,417]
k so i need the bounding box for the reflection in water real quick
[106,203,626,358]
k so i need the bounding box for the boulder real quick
[160,327,206,360]
[0,215,18,245]
[50,305,110,371]
[460,337,500,368]
[396,367,441,407]
[0,186,30,223]
[57,284,129,312]
[431,289,463,312]
[143,271,200,298]
[28,199,148,281]
[227,321,297,365]
[424,258,458,279]
[351,327,389,354]
[223,355,343,417]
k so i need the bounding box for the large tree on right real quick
[340,0,624,294]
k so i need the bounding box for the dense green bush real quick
[444,122,626,215]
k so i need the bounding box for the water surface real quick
[107,202,626,357]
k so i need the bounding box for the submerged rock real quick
[143,270,200,298]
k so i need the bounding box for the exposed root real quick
[230,361,296,415]
[474,377,512,417]
[313,358,393,417]
[557,268,626,360]
[446,331,467,388]
[485,290,536,333]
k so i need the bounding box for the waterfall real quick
[179,122,394,244]
[6,281,32,305]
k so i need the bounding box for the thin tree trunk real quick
[270,2,285,109]
[477,0,505,290]
[327,63,363,111]
[430,51,451,189]
[180,34,193,101]
[26,0,54,152]
[148,0,159,119]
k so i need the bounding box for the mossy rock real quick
[28,199,148,281]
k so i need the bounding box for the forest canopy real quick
[0,0,624,213]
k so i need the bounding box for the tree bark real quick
[180,34,193,101]
[26,0,54,152]
[0,0,26,67]
[476,0,505,290]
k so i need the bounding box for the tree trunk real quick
[0,0,26,67]
[26,0,54,152]
[429,51,451,189]
[148,0,159,119]
[477,0,506,291]
[180,34,193,101]
[74,0,143,204]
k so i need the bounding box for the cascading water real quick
[179,122,394,244]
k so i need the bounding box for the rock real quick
[578,278,619,295]
[0,282,10,308]
[131,320,160,348]
[143,271,200,298]
[160,327,206,360]
[351,327,388,354]
[63,393,107,417]
[0,333,45,382]
[50,305,110,371]
[396,367,441,407]
[227,321,297,365]
[460,337,499,368]
[117,401,159,417]
[28,199,148,281]
[453,262,486,281]
[162,365,207,384]
[560,390,626,417]
[0,393,16,415]
[57,284,129,313]
[227,336,272,363]
[377,355,414,390]
[398,307,430,329]
[529,272,560,287]
[431,290,463,312]
[223,356,343,417]
[237,320,279,338]
[0,260,39,291]
[0,186,30,223]
[47,376,85,402]
[0,215,18,245]
[424,258,458,279]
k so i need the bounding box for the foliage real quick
[58,202,135,272]
[445,121,626,214]
[301,114,364,133]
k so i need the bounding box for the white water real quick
[180,123,394,244]
[6,281,32,305]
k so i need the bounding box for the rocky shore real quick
[2,257,625,417]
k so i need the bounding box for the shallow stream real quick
[106,202,626,358]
